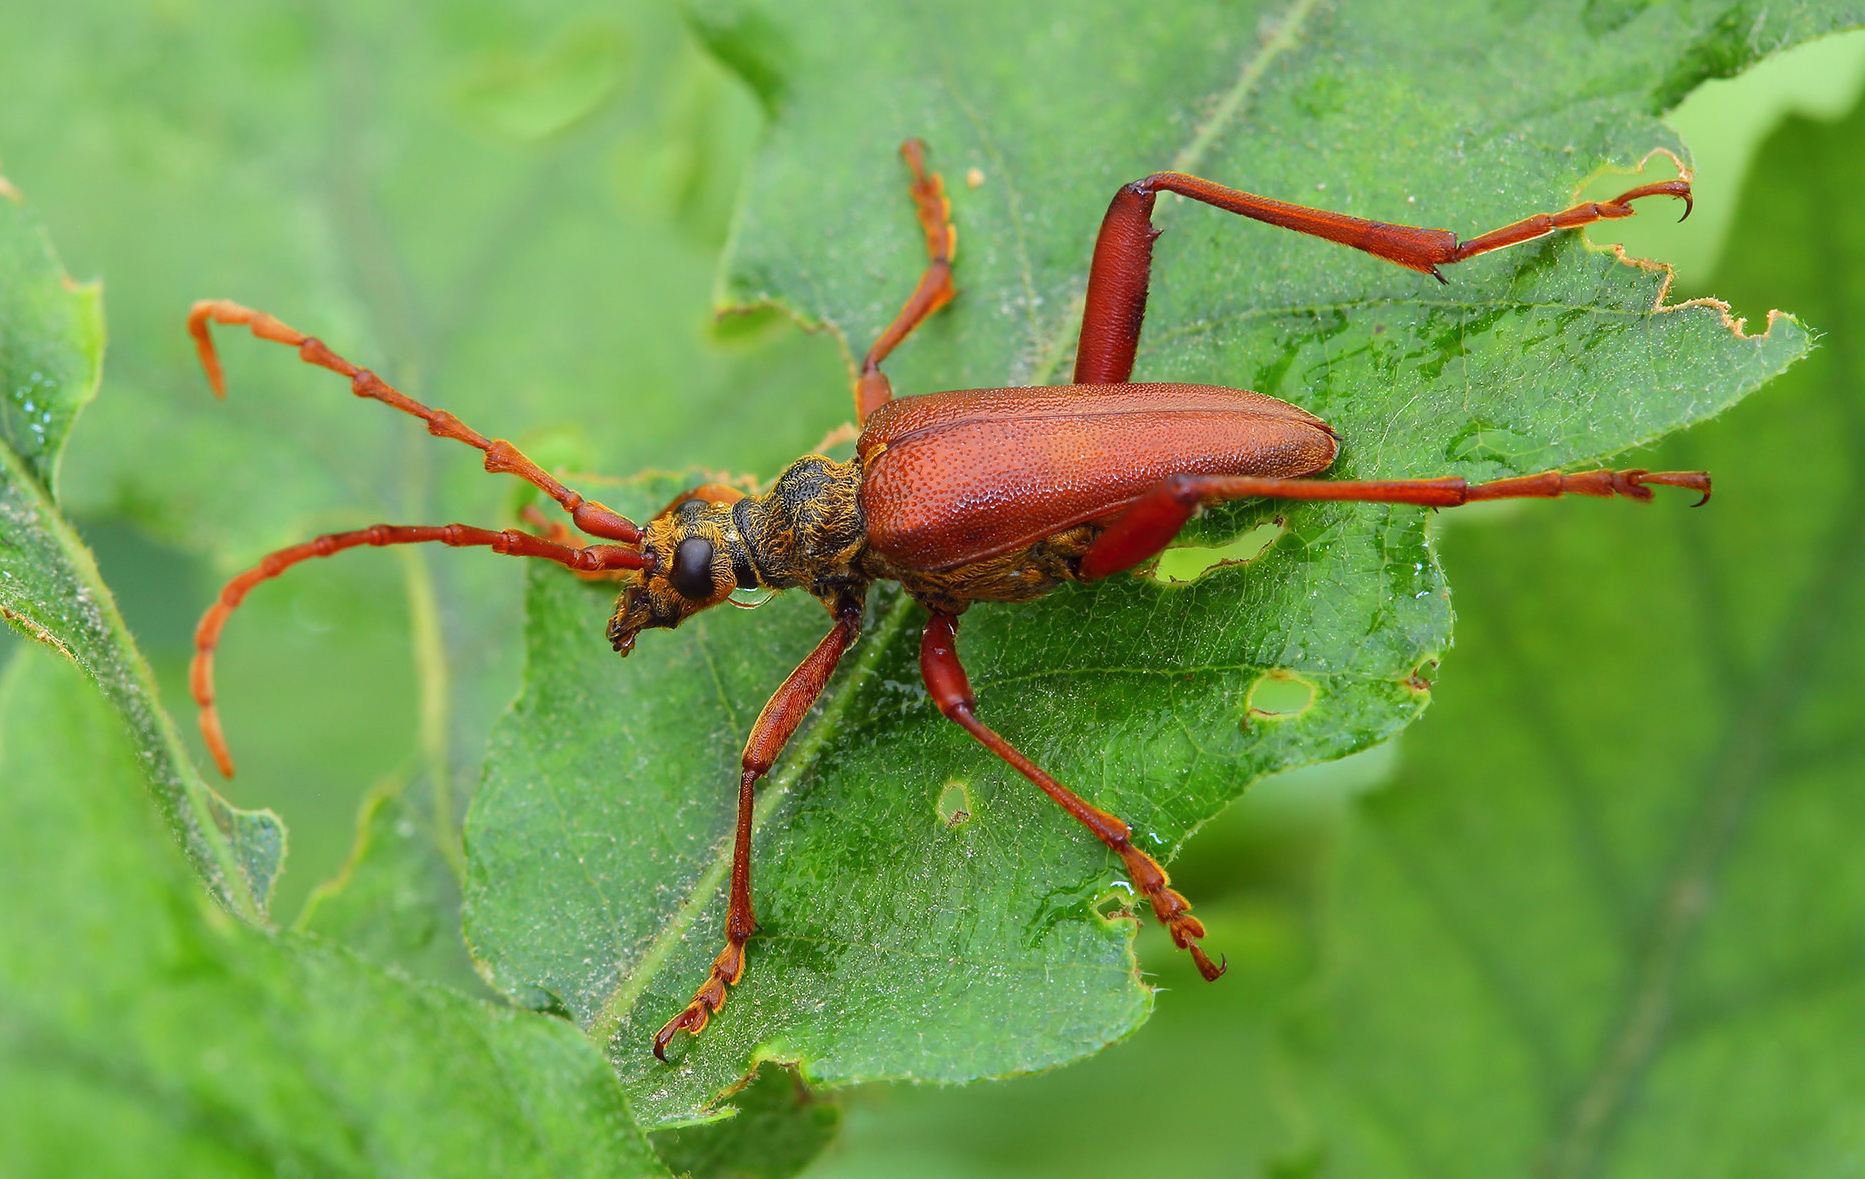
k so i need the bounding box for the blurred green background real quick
[2,2,1863,1175]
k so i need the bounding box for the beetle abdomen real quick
[859,383,1337,572]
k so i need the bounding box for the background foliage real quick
[2,2,1863,1176]
[469,0,1819,1130]
[819,32,1865,1179]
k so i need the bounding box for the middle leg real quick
[1078,467,1711,581]
[919,610,1224,981]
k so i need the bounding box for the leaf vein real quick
[586,592,918,1042]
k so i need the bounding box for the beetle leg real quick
[1074,173,1690,385]
[187,300,641,543]
[918,610,1224,982]
[855,139,958,422]
[654,597,866,1061]
[1078,468,1712,580]
[193,523,645,778]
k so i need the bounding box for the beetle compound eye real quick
[668,537,717,600]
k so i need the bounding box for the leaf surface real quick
[2,9,838,1167]
[0,643,668,1178]
[466,0,1849,1123]
[0,0,847,922]
[1288,83,1865,1179]
[0,186,283,920]
[649,1063,842,1179]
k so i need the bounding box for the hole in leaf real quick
[1444,418,1546,466]
[936,780,972,828]
[1149,519,1285,585]
[709,303,787,343]
[1094,882,1137,923]
[1246,670,1315,720]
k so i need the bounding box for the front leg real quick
[653,596,865,1060]
[918,610,1223,981]
[855,139,958,422]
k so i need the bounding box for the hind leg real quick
[1072,174,1691,385]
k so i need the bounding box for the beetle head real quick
[608,494,751,656]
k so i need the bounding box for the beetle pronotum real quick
[188,140,1703,1059]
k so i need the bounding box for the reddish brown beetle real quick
[186,140,1703,1060]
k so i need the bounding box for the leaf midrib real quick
[586,591,917,1042]
[584,0,1329,1053]
[1021,0,1324,387]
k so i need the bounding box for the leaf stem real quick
[397,546,462,880]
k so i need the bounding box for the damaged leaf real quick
[466,0,1843,1124]
[1291,75,1865,1179]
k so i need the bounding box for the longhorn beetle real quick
[187,140,1703,1059]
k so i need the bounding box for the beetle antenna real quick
[192,522,644,777]
[187,300,642,544]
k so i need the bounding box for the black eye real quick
[668,537,717,600]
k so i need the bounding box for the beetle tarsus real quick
[1125,849,1224,981]
[1626,469,1711,505]
[654,938,746,1061]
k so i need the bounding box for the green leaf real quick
[649,1063,841,1179]
[3,10,842,1168]
[806,751,1389,1179]
[0,185,283,921]
[0,185,97,490]
[294,769,491,994]
[0,0,847,920]
[466,0,1849,1124]
[1288,88,1865,1175]
[0,642,667,1178]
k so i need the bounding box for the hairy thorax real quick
[734,453,1098,616]
[734,456,869,602]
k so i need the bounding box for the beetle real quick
[186,140,1703,1060]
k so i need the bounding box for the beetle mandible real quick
[185,140,1703,1059]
